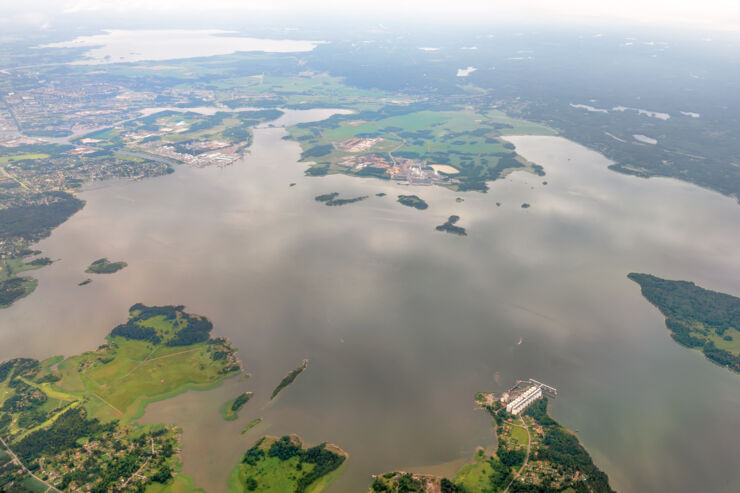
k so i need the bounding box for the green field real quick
[509,424,529,446]
[454,458,498,493]
[0,256,47,282]
[0,153,50,165]
[229,435,347,493]
[209,73,397,111]
[0,304,242,491]
[47,306,242,423]
[288,107,551,192]
[0,256,49,308]
[2,304,242,435]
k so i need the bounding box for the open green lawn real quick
[230,436,346,493]
[211,74,395,111]
[454,459,497,493]
[20,476,49,493]
[703,325,740,354]
[510,424,529,446]
[145,473,203,493]
[484,110,556,136]
[48,305,240,422]
[0,153,50,165]
[0,257,45,282]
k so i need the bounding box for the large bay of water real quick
[0,110,738,492]
[41,30,322,64]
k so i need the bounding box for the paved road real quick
[503,416,532,493]
[0,434,62,492]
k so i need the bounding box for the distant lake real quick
[1,110,739,493]
[41,30,323,64]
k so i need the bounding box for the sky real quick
[2,0,740,32]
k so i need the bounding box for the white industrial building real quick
[506,385,543,415]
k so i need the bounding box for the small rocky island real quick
[271,359,308,400]
[397,194,428,210]
[221,392,254,421]
[315,192,368,206]
[85,257,127,274]
[435,215,467,236]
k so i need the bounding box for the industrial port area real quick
[471,380,605,491]
[480,378,558,416]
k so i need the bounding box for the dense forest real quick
[628,273,740,372]
[0,277,35,307]
[110,303,216,347]
[0,192,84,243]
[529,400,612,492]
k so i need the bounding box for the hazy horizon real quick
[2,0,740,34]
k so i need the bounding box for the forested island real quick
[371,393,614,493]
[628,273,740,373]
[242,418,262,435]
[0,192,84,249]
[314,192,368,206]
[85,257,128,274]
[228,435,347,493]
[271,359,308,400]
[397,195,428,210]
[222,392,254,421]
[0,303,241,491]
[435,215,467,236]
[0,255,53,308]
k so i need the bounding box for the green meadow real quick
[288,107,552,191]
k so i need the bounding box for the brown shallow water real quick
[0,112,739,492]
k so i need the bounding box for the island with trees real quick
[397,195,428,210]
[435,215,467,236]
[271,359,308,400]
[0,303,242,491]
[242,418,262,435]
[85,257,128,274]
[628,273,740,373]
[315,192,368,207]
[221,392,254,421]
[0,254,53,308]
[228,435,347,493]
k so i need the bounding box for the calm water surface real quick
[0,111,738,492]
[41,29,322,64]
